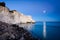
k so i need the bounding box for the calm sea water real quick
[19,22,60,40]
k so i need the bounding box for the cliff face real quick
[0,2,35,24]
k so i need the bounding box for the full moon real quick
[43,10,46,13]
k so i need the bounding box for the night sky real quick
[0,0,60,21]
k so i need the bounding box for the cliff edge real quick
[0,2,35,24]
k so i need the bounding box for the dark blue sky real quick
[0,0,60,21]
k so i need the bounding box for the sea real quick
[19,22,60,40]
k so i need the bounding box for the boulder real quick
[0,2,5,7]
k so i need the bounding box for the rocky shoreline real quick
[0,21,40,40]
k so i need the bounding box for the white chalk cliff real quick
[0,2,35,24]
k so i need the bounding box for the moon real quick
[43,10,46,13]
